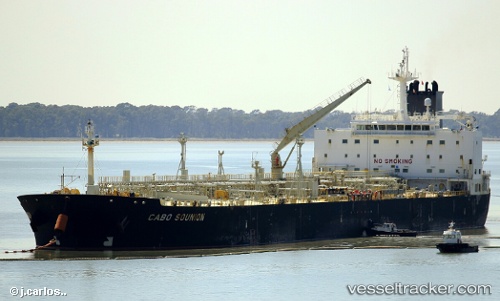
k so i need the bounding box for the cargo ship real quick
[18,48,490,250]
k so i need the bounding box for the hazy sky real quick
[1,0,499,114]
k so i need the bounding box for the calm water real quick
[1,140,499,300]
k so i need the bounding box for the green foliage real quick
[0,102,497,139]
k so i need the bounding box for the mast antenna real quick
[217,150,225,176]
[82,120,100,194]
[176,133,188,180]
[388,46,419,120]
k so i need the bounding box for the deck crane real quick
[270,77,371,179]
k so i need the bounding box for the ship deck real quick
[54,170,471,207]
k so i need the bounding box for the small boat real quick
[436,222,478,253]
[369,222,417,237]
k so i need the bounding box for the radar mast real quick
[82,120,100,194]
[388,47,418,120]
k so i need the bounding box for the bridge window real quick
[422,125,430,131]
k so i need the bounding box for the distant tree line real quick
[0,102,499,139]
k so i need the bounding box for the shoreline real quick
[0,137,297,142]
[0,137,498,142]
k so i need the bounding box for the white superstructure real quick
[441,222,462,244]
[313,48,490,196]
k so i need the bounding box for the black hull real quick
[18,193,490,251]
[436,243,479,253]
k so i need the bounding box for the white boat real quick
[436,222,478,253]
[369,222,417,237]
